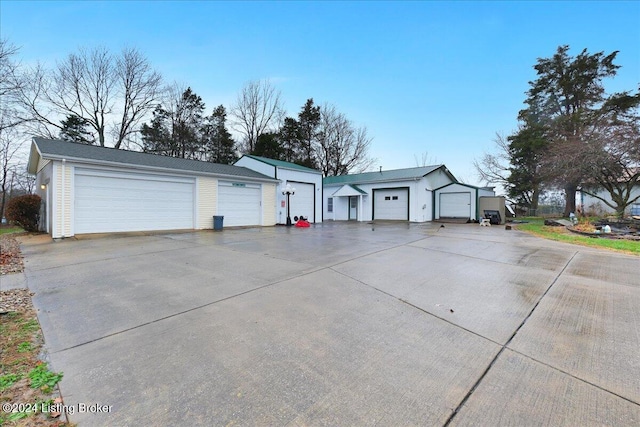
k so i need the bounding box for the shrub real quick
[5,194,41,232]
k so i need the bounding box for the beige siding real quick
[37,158,50,173]
[197,177,217,229]
[262,183,276,226]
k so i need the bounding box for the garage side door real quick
[289,182,315,222]
[75,168,195,234]
[373,188,409,220]
[440,192,471,218]
[218,181,261,227]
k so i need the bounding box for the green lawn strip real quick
[0,227,23,235]
[514,217,640,255]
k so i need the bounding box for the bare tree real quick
[315,104,375,176]
[0,39,25,132]
[0,125,25,219]
[231,79,284,153]
[113,48,163,149]
[15,46,163,148]
[414,151,438,167]
[473,133,511,188]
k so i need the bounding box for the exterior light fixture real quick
[282,184,296,226]
[40,184,46,190]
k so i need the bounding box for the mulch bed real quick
[1,235,25,275]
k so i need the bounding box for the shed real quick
[434,183,495,221]
[323,166,457,222]
[235,155,323,224]
[27,138,278,238]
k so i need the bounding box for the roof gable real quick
[323,165,454,185]
[241,154,321,174]
[28,138,276,181]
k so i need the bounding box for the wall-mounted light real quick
[40,184,46,190]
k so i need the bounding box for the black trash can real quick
[213,215,224,231]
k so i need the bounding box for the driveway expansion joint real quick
[442,250,580,426]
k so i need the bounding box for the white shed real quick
[434,183,495,221]
[235,155,323,224]
[27,138,278,238]
[323,166,457,222]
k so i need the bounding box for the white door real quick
[349,196,358,220]
[373,188,409,220]
[440,192,471,218]
[289,182,315,222]
[217,181,262,226]
[74,168,195,234]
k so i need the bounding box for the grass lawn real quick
[0,227,23,235]
[513,217,640,256]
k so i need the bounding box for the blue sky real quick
[2,1,639,186]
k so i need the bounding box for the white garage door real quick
[373,188,409,220]
[218,181,261,227]
[289,182,315,222]
[440,192,471,218]
[75,168,195,234]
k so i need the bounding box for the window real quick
[327,197,333,212]
[632,203,640,216]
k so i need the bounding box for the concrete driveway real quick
[17,222,640,426]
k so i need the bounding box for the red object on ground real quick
[295,220,310,227]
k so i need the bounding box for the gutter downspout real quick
[475,187,479,221]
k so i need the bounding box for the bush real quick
[5,194,41,232]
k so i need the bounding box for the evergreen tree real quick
[252,132,284,160]
[203,105,237,164]
[296,98,320,168]
[519,45,621,215]
[59,115,96,144]
[141,86,206,159]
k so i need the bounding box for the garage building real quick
[235,155,322,224]
[434,182,496,222]
[323,166,458,222]
[27,138,278,238]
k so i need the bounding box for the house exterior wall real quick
[323,177,449,222]
[234,157,276,178]
[47,160,74,238]
[35,159,276,237]
[34,162,53,233]
[197,176,217,229]
[578,187,640,216]
[277,169,323,223]
[262,183,277,225]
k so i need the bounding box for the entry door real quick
[349,196,358,220]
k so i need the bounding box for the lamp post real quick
[282,183,295,226]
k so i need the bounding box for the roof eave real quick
[36,153,278,183]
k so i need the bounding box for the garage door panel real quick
[440,192,471,218]
[218,182,261,227]
[289,182,314,222]
[74,170,195,234]
[374,188,409,220]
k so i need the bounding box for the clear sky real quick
[1,1,639,186]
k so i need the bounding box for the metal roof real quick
[240,154,321,174]
[323,165,449,185]
[29,138,276,181]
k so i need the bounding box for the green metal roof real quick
[241,154,321,174]
[29,138,276,181]
[323,165,448,185]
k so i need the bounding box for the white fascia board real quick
[37,154,279,183]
